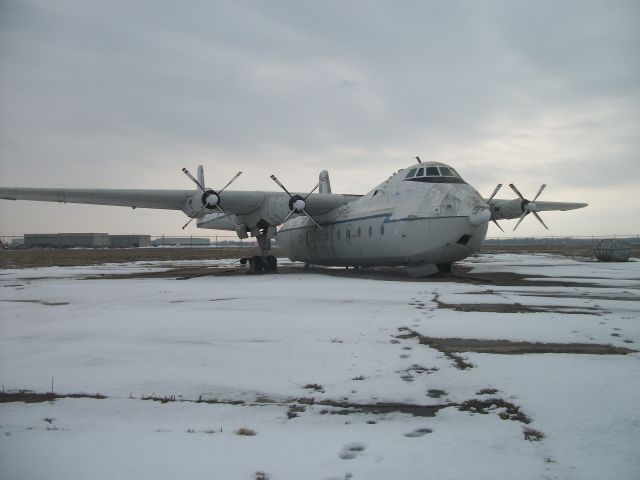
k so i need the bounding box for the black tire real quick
[436,263,452,274]
[266,255,278,272]
[249,256,265,273]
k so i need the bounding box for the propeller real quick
[270,175,325,232]
[181,167,242,229]
[509,183,549,231]
[486,183,504,231]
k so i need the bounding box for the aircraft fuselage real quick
[275,162,489,275]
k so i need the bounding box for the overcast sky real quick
[1,0,638,238]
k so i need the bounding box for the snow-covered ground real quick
[0,254,638,480]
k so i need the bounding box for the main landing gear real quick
[241,255,278,273]
[240,226,278,274]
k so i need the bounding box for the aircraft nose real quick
[468,206,491,226]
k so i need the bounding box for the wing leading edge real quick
[0,188,192,210]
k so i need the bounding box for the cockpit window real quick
[403,164,466,185]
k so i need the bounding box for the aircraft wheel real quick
[437,263,452,274]
[249,256,265,273]
[266,255,278,272]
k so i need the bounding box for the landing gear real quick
[241,254,278,273]
[241,225,278,274]
[437,263,452,274]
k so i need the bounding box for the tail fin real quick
[319,170,332,194]
[197,165,205,191]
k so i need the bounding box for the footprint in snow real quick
[339,442,367,460]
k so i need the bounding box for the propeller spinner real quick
[270,175,325,232]
[509,183,549,231]
[181,167,242,229]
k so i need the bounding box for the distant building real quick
[109,235,151,248]
[24,233,110,248]
[151,237,211,247]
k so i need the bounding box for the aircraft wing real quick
[0,187,357,216]
[0,187,193,210]
[488,198,588,221]
[521,201,588,212]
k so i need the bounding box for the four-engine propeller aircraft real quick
[0,160,587,276]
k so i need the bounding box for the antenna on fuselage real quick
[415,156,422,163]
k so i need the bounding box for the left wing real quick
[488,198,588,220]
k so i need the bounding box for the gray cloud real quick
[1,0,638,236]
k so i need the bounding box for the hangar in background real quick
[23,233,150,248]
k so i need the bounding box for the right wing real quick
[0,187,357,229]
[0,187,193,210]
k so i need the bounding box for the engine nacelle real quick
[183,194,206,217]
[490,199,524,220]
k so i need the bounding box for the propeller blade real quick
[487,184,502,202]
[491,217,504,232]
[303,181,320,200]
[508,183,526,201]
[302,210,326,232]
[270,175,293,198]
[218,171,243,193]
[214,205,240,229]
[182,167,207,192]
[531,211,549,230]
[182,203,209,229]
[531,183,546,202]
[512,211,529,231]
[276,209,298,232]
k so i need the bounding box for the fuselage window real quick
[368,225,373,236]
[426,166,439,176]
[439,167,453,176]
[346,229,351,240]
[380,224,385,235]
[416,167,425,177]
[406,169,417,179]
[357,227,361,237]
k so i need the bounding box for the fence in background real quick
[0,234,257,249]
[483,235,639,246]
[1,234,638,249]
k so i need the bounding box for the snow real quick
[1,254,639,479]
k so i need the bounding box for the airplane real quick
[0,159,587,276]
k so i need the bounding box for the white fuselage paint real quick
[275,162,489,269]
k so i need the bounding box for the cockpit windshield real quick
[404,165,465,184]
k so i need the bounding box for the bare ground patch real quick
[0,390,105,403]
[400,327,634,356]
[432,293,606,315]
[1,299,69,306]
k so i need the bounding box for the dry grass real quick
[458,398,531,424]
[523,427,545,441]
[235,427,257,436]
[304,383,324,392]
[476,388,499,395]
[0,247,279,269]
